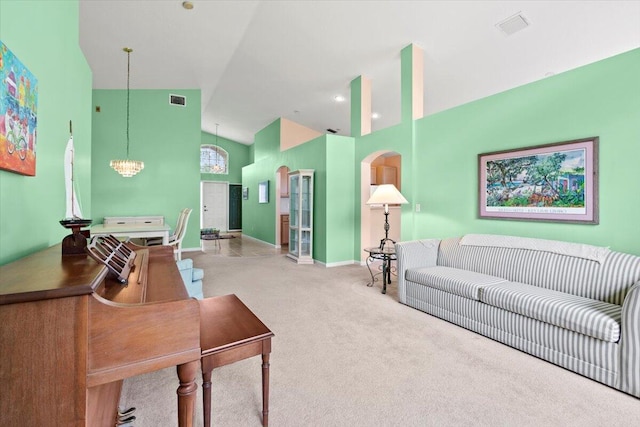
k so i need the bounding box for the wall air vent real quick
[496,12,529,36]
[169,94,186,107]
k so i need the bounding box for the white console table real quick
[92,220,170,245]
[103,215,164,226]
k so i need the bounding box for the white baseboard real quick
[191,234,359,268]
[316,259,360,268]
[183,247,203,253]
[240,234,278,248]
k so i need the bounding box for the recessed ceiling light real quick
[334,95,346,103]
[372,112,380,120]
[182,1,194,10]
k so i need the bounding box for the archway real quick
[275,165,290,248]
[360,151,402,262]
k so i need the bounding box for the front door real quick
[228,184,242,231]
[202,181,228,232]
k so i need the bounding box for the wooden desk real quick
[91,223,171,245]
[199,295,274,427]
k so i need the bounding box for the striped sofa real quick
[395,235,640,398]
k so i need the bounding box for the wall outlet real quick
[415,203,421,212]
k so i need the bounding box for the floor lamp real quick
[366,184,409,249]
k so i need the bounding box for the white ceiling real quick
[79,1,640,145]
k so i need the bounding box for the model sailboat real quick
[60,122,92,255]
[60,135,91,227]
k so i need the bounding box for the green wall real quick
[1,4,636,268]
[412,48,640,255]
[242,119,357,264]
[252,118,280,162]
[91,89,202,248]
[0,0,92,265]
[325,134,356,264]
[353,121,414,261]
[245,48,640,264]
[200,130,251,184]
[241,120,280,242]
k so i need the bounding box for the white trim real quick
[182,247,203,253]
[240,233,279,248]
[315,259,359,268]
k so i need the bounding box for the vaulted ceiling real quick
[79,1,640,144]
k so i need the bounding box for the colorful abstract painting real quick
[0,41,38,176]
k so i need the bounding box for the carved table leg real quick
[365,255,376,287]
[177,360,198,427]
[202,369,213,427]
[382,256,388,294]
[262,339,272,427]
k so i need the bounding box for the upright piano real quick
[0,243,201,426]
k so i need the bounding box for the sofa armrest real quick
[395,239,440,304]
[619,280,640,397]
[184,279,204,300]
[192,267,204,281]
[175,258,204,299]
[176,258,194,272]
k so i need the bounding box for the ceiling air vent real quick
[169,94,186,107]
[496,12,529,36]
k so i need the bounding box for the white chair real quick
[170,208,192,261]
[146,208,192,260]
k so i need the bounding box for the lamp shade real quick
[366,184,408,205]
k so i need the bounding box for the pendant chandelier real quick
[211,123,224,173]
[110,47,144,177]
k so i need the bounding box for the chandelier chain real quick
[215,123,219,160]
[109,47,144,177]
[126,48,131,158]
[212,123,225,173]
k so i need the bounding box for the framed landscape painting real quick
[478,137,598,224]
[0,41,38,176]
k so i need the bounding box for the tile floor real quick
[198,232,289,257]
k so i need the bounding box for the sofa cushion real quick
[480,281,621,342]
[437,236,640,305]
[405,266,507,300]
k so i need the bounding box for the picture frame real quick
[0,42,39,176]
[258,180,269,204]
[242,186,249,200]
[478,137,598,224]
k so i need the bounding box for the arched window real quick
[200,145,228,174]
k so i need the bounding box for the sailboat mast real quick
[70,121,76,218]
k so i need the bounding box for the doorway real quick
[228,184,242,231]
[275,166,290,247]
[360,151,402,262]
[201,181,228,232]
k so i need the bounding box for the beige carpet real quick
[120,249,640,426]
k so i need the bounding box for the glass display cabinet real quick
[287,169,314,264]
